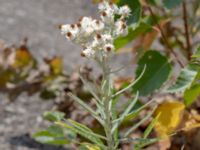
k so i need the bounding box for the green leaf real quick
[192,45,200,58]
[68,119,105,142]
[184,70,200,106]
[114,15,161,50]
[125,99,154,121]
[124,107,156,137]
[56,120,105,147]
[40,89,57,100]
[112,92,139,133]
[43,111,65,122]
[79,143,101,150]
[33,125,70,145]
[163,0,184,9]
[114,22,151,50]
[118,0,141,25]
[133,50,172,96]
[167,65,198,93]
[143,114,160,139]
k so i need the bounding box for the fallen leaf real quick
[154,101,185,138]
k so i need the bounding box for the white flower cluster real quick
[60,0,131,59]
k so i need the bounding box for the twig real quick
[147,6,184,68]
[182,1,192,60]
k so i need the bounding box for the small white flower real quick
[61,24,79,40]
[101,10,114,23]
[109,2,119,14]
[80,17,95,36]
[119,5,131,17]
[115,20,128,36]
[102,34,113,43]
[60,0,131,59]
[82,47,95,58]
[104,43,114,52]
[98,1,108,12]
[60,24,70,35]
[92,20,104,31]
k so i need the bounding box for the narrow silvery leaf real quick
[124,106,156,137]
[68,93,103,125]
[68,119,107,141]
[112,65,146,98]
[55,121,106,148]
[112,92,139,133]
[125,99,155,121]
[79,72,101,103]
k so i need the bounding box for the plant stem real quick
[147,6,184,68]
[182,1,192,60]
[101,57,115,150]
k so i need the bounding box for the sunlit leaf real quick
[154,101,185,138]
[167,65,198,93]
[184,70,200,106]
[33,125,70,145]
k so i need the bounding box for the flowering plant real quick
[34,1,157,150]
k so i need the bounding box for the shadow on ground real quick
[9,133,69,150]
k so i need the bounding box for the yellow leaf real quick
[154,101,185,138]
[12,45,33,69]
[45,57,63,75]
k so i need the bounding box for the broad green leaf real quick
[167,65,198,93]
[184,71,200,106]
[33,125,70,145]
[133,50,172,96]
[43,111,65,122]
[163,0,184,9]
[118,0,141,25]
